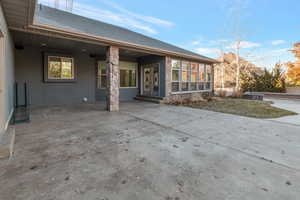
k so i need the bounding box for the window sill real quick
[171,90,212,95]
[97,87,138,89]
[44,79,76,83]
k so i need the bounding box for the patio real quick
[0,101,300,200]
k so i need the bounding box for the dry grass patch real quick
[186,99,297,119]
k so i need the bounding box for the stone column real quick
[165,56,172,98]
[106,46,119,111]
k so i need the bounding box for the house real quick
[0,0,216,135]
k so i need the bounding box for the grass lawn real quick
[187,99,297,118]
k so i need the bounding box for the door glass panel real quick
[152,65,159,96]
[143,68,151,95]
[143,64,160,96]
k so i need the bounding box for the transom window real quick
[97,61,137,89]
[171,59,212,93]
[48,56,74,80]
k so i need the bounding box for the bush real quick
[240,63,286,93]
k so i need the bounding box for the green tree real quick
[241,63,286,93]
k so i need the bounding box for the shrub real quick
[240,63,286,93]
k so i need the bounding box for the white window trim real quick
[97,61,138,89]
[97,61,106,89]
[171,89,213,95]
[119,61,138,89]
[47,55,75,81]
[171,60,181,92]
[171,60,213,93]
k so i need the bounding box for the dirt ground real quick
[0,102,299,200]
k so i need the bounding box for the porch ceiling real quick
[12,30,106,55]
[0,0,36,28]
[12,30,151,59]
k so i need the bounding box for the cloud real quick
[191,41,201,46]
[209,39,229,45]
[226,41,261,49]
[254,48,294,69]
[73,3,158,34]
[38,0,174,35]
[98,0,174,27]
[271,40,286,46]
[264,48,290,57]
[195,48,219,56]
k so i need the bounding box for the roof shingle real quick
[34,5,216,63]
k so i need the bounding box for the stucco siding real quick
[0,3,15,135]
[15,46,96,106]
[96,88,139,101]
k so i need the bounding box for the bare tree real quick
[226,0,255,91]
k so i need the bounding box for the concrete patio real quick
[266,98,300,126]
[0,101,300,200]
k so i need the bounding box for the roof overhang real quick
[0,0,36,29]
[1,0,218,63]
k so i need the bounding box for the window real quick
[181,61,190,91]
[190,63,198,91]
[120,62,137,88]
[171,59,212,93]
[98,62,106,89]
[206,64,212,90]
[198,64,206,90]
[97,61,137,89]
[47,56,74,80]
[171,59,180,92]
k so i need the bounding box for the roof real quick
[33,5,217,63]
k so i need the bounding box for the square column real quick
[106,46,119,111]
[165,56,172,97]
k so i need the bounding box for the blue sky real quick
[39,0,299,69]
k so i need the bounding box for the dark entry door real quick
[142,64,160,97]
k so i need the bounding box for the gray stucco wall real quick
[0,4,15,135]
[138,55,166,97]
[96,88,139,101]
[15,46,96,106]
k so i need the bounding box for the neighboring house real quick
[0,0,216,134]
[214,52,264,89]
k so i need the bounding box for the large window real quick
[171,60,180,92]
[47,56,74,81]
[97,61,137,89]
[206,65,212,90]
[171,59,212,93]
[98,62,106,89]
[181,61,190,91]
[198,64,205,90]
[190,63,198,91]
[120,62,137,88]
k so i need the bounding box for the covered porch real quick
[12,30,167,111]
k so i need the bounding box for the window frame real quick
[44,53,76,83]
[171,59,213,94]
[171,59,181,92]
[119,61,138,88]
[205,64,213,90]
[97,61,107,89]
[190,62,199,91]
[97,61,138,89]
